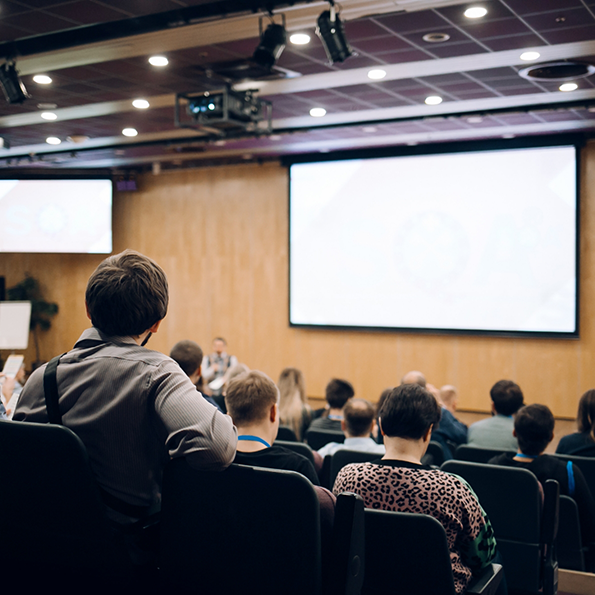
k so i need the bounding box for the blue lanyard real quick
[515,453,537,460]
[238,435,271,448]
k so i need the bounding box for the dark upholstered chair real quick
[558,495,586,571]
[552,453,595,500]
[306,428,345,451]
[422,440,446,466]
[274,438,316,466]
[276,424,298,441]
[454,444,517,464]
[326,449,380,490]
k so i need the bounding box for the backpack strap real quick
[43,353,67,425]
[567,460,575,497]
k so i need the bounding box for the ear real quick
[512,429,517,437]
[148,319,162,333]
[423,424,433,443]
[270,403,278,423]
[196,365,202,379]
[378,417,386,437]
[85,301,92,321]
[341,419,347,432]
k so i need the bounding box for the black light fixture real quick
[0,61,30,105]
[252,14,287,70]
[316,2,353,64]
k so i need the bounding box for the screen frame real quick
[286,135,582,339]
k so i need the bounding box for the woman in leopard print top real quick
[333,383,498,594]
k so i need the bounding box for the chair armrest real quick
[466,564,503,595]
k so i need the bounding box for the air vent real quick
[518,60,595,81]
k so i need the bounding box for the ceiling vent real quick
[518,60,595,82]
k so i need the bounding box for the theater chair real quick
[325,449,380,490]
[306,428,346,450]
[274,439,317,466]
[441,460,559,595]
[558,496,586,571]
[160,460,365,595]
[363,509,503,595]
[454,444,517,464]
[276,424,298,441]
[0,420,137,592]
[422,440,447,466]
[552,453,595,499]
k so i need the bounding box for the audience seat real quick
[160,459,364,595]
[552,453,595,498]
[454,444,517,464]
[362,509,503,595]
[422,440,446,466]
[441,460,559,595]
[326,449,380,490]
[307,428,345,451]
[0,420,137,591]
[275,439,316,466]
[276,424,298,442]
[558,495,586,572]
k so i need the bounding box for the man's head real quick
[514,404,554,456]
[85,249,168,337]
[401,370,427,388]
[225,370,279,429]
[379,384,441,440]
[170,340,203,379]
[213,337,227,355]
[325,378,355,409]
[577,389,595,437]
[342,398,376,438]
[490,380,524,416]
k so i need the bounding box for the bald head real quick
[401,370,426,388]
[439,385,458,413]
[343,398,376,438]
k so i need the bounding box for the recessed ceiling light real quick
[122,128,138,137]
[40,112,57,120]
[149,56,168,67]
[269,134,282,141]
[368,69,387,80]
[46,137,61,145]
[560,82,578,92]
[422,32,450,43]
[467,116,483,123]
[502,134,515,139]
[33,74,52,85]
[67,135,90,143]
[289,33,311,45]
[132,99,150,109]
[464,6,488,19]
[362,126,377,133]
[310,107,326,117]
[425,95,443,105]
[520,51,540,61]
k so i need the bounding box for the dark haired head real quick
[514,404,554,456]
[344,399,376,437]
[577,389,595,441]
[170,340,203,377]
[85,249,168,337]
[379,384,441,440]
[325,378,354,409]
[490,380,524,416]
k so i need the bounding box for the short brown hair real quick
[225,371,279,426]
[490,380,524,416]
[514,404,554,456]
[325,378,354,409]
[85,250,168,336]
[170,340,203,377]
[344,398,375,437]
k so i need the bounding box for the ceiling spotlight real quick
[422,32,451,43]
[122,128,138,137]
[467,116,483,123]
[559,82,578,92]
[33,74,52,85]
[149,56,168,67]
[290,33,311,45]
[520,51,540,61]
[46,137,61,145]
[310,107,326,117]
[316,4,353,64]
[362,126,377,133]
[464,6,488,19]
[425,95,443,105]
[253,17,287,69]
[368,69,387,80]
[40,112,57,120]
[132,99,150,109]
[0,61,30,105]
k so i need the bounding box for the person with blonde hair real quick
[277,367,312,441]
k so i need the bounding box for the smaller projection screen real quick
[289,143,578,336]
[0,178,112,253]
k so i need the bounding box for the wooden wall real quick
[2,141,594,418]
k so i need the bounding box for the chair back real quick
[160,460,322,594]
[422,440,446,466]
[552,453,595,497]
[328,449,380,490]
[276,424,298,442]
[454,444,517,463]
[558,495,585,571]
[307,428,345,450]
[441,460,559,595]
[275,439,316,466]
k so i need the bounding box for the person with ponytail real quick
[277,367,312,441]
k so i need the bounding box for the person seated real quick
[374,387,393,443]
[557,389,595,456]
[309,378,354,432]
[489,404,595,547]
[468,380,523,450]
[318,398,385,458]
[401,370,426,387]
[333,384,498,594]
[432,384,468,460]
[225,370,319,485]
[278,367,312,441]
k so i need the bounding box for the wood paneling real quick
[1,144,594,419]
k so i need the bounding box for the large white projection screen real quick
[0,179,112,253]
[289,145,577,335]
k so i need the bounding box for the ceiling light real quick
[40,112,57,120]
[269,134,282,141]
[368,69,387,80]
[464,7,488,19]
[316,4,353,64]
[362,126,377,133]
[67,135,90,143]
[0,61,30,104]
[290,33,310,45]
[520,51,540,61]
[502,134,515,139]
[122,128,138,137]
[467,116,483,123]
[46,137,61,145]
[33,74,52,85]
[149,56,168,67]
[559,82,578,92]
[425,95,443,105]
[132,99,150,109]
[253,19,286,69]
[422,32,450,43]
[310,107,326,117]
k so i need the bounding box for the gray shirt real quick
[318,436,386,458]
[467,414,518,451]
[14,327,237,511]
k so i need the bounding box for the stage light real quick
[253,20,287,69]
[0,62,30,105]
[316,4,353,64]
